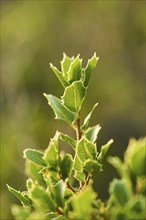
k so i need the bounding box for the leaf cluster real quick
[7,54,146,220]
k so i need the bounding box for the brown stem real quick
[76,113,82,141]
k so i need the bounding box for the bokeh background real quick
[0,1,145,219]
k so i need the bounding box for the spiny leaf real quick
[60,53,74,81]
[60,133,76,150]
[50,63,69,88]
[7,185,32,207]
[73,154,82,172]
[74,171,85,182]
[44,94,76,124]
[23,149,46,167]
[84,124,101,143]
[98,139,114,163]
[43,131,60,170]
[81,102,98,130]
[62,80,86,112]
[67,55,82,83]
[76,137,97,162]
[83,53,99,87]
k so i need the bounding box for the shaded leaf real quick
[109,179,131,206]
[62,80,86,112]
[23,149,46,167]
[61,154,73,180]
[83,53,99,87]
[81,103,98,130]
[84,124,101,143]
[44,94,76,124]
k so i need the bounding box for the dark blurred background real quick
[0,1,145,219]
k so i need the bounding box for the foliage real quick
[7,54,146,220]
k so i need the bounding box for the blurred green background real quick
[0,1,145,219]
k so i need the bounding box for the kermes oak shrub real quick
[8,54,146,220]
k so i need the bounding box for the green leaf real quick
[109,179,131,206]
[29,184,56,212]
[44,94,76,124]
[50,63,69,88]
[125,138,146,176]
[84,124,101,143]
[7,185,32,207]
[62,80,86,112]
[52,180,65,208]
[61,154,73,180]
[71,185,96,219]
[74,171,85,182]
[60,53,74,81]
[43,131,60,170]
[76,137,97,162]
[81,103,98,130]
[60,133,76,150]
[83,159,102,173]
[23,149,46,167]
[67,55,82,83]
[73,154,82,172]
[54,215,68,220]
[25,161,46,187]
[83,53,99,87]
[98,139,114,162]
[11,205,30,220]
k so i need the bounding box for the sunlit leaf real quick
[43,131,60,170]
[74,171,85,182]
[60,53,74,81]
[83,53,99,87]
[81,103,98,130]
[60,133,76,150]
[23,149,46,167]
[62,81,86,112]
[84,159,102,173]
[84,124,101,143]
[76,137,97,162]
[44,94,76,124]
[98,139,114,162]
[7,185,32,207]
[50,63,69,88]
[71,185,96,219]
[29,184,56,212]
[67,55,82,83]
